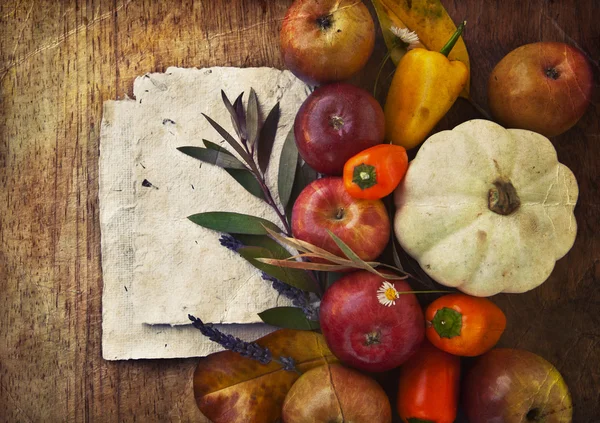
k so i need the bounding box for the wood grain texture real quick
[0,0,598,422]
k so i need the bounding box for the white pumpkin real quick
[394,120,578,297]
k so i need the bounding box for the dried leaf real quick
[257,258,350,272]
[371,0,470,97]
[221,90,244,140]
[277,128,299,209]
[263,227,408,280]
[202,141,264,199]
[326,230,377,271]
[202,113,253,165]
[257,103,281,173]
[258,307,320,331]
[246,88,260,146]
[188,212,281,235]
[237,246,318,293]
[194,329,337,423]
[177,145,247,170]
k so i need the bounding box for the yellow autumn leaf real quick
[371,0,470,98]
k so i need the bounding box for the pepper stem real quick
[431,307,463,338]
[440,20,466,57]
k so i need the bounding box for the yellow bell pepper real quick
[384,22,469,149]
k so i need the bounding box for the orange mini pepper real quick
[384,21,469,149]
[397,341,460,423]
[342,144,408,200]
[425,293,507,357]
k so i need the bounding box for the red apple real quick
[295,83,385,175]
[291,177,390,262]
[463,348,573,423]
[280,0,375,86]
[488,42,593,137]
[282,363,392,423]
[319,271,425,372]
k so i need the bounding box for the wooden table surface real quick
[1,0,598,422]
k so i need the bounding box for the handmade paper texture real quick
[99,67,311,359]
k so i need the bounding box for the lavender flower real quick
[188,314,298,371]
[219,234,244,252]
[218,234,318,319]
[262,273,316,318]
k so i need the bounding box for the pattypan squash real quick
[394,120,578,296]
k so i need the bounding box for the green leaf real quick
[235,234,291,259]
[203,141,264,200]
[202,113,252,166]
[227,170,265,200]
[259,307,320,331]
[237,246,318,293]
[177,146,247,170]
[188,212,281,235]
[221,90,244,140]
[257,103,281,173]
[246,88,259,146]
[278,128,299,209]
[286,162,317,220]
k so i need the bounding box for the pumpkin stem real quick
[488,179,521,215]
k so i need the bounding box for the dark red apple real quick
[294,83,385,175]
[319,271,425,372]
[280,0,375,86]
[463,348,573,423]
[291,177,390,262]
[488,42,593,137]
[282,363,392,423]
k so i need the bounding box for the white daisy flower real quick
[390,26,420,50]
[377,281,400,307]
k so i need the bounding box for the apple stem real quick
[440,20,466,57]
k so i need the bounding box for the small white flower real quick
[377,281,400,307]
[390,26,420,49]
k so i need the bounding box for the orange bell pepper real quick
[397,341,460,423]
[384,21,469,149]
[342,144,408,200]
[425,293,506,357]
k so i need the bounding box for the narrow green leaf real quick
[246,88,259,146]
[286,162,318,220]
[221,90,244,140]
[226,169,265,199]
[188,212,281,235]
[237,246,317,293]
[278,128,299,208]
[259,307,320,331]
[202,141,264,199]
[202,113,252,166]
[326,229,384,278]
[235,234,291,259]
[257,103,281,173]
[177,146,247,170]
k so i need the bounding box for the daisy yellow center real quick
[384,288,398,301]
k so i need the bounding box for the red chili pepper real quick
[343,144,408,200]
[397,341,460,423]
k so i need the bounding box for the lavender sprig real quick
[219,234,317,319]
[188,314,298,372]
[219,234,244,252]
[262,273,316,319]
